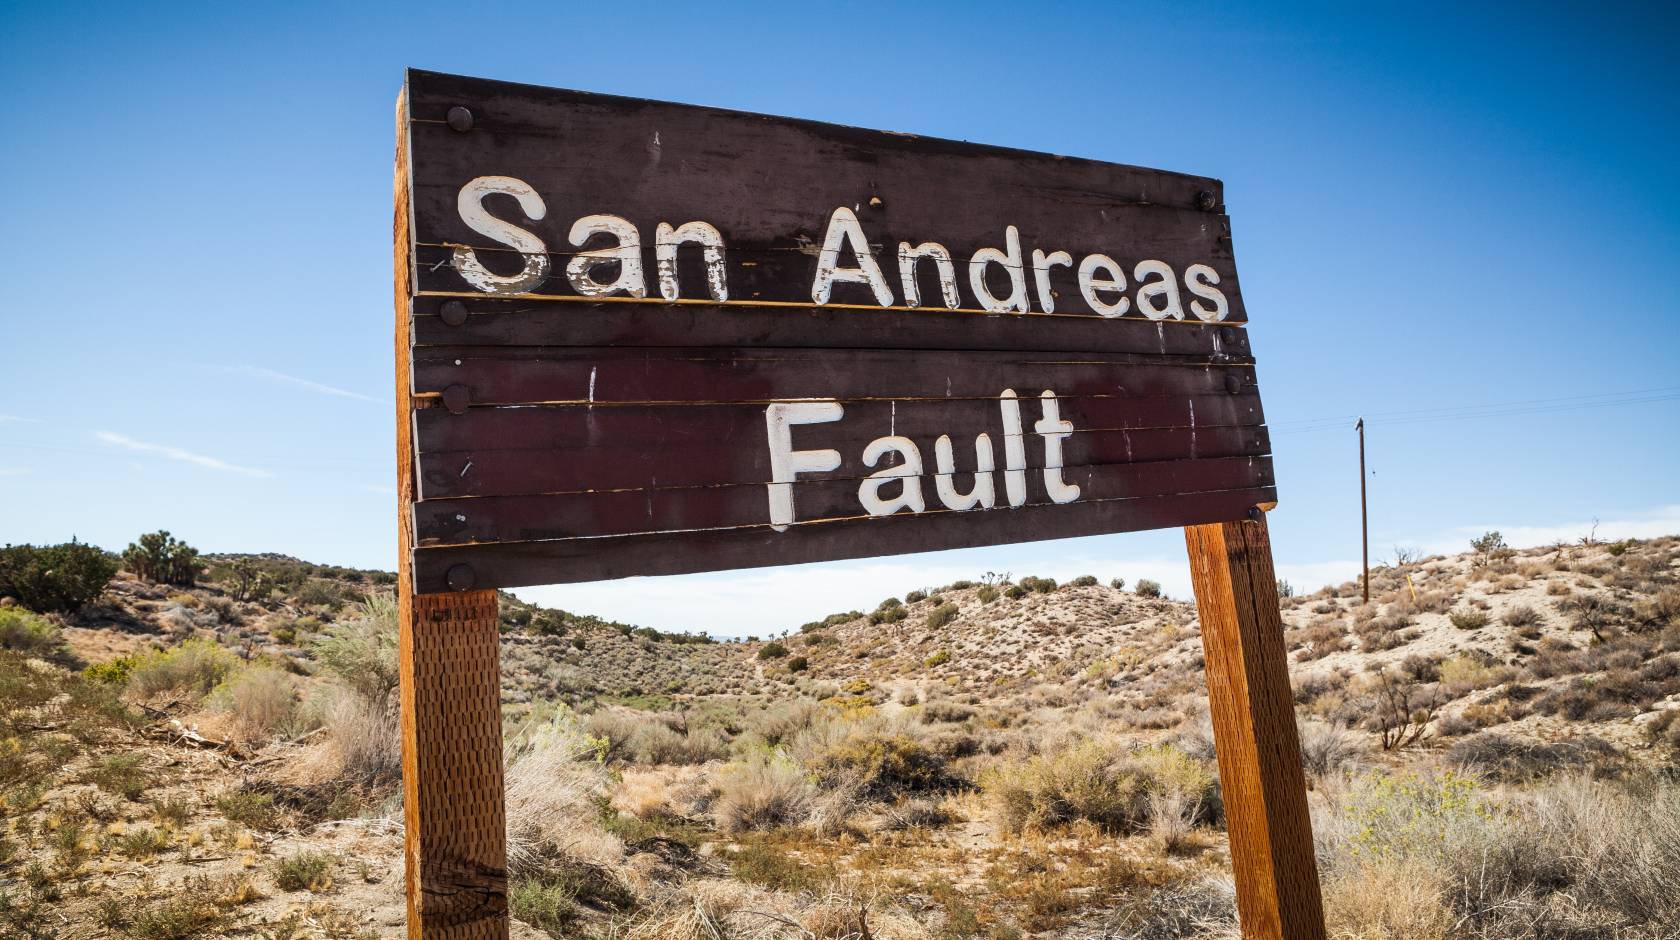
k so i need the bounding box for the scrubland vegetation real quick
[1,531,1678,937]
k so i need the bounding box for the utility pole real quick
[1356,418,1369,604]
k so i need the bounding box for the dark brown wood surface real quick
[399,69,1274,593]
[404,69,1245,323]
[414,485,1272,592]
[1185,514,1327,940]
[394,89,509,940]
[412,297,1254,356]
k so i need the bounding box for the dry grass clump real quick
[206,665,304,744]
[713,749,816,833]
[1317,770,1680,938]
[985,739,1216,835]
[125,638,237,699]
[587,708,729,766]
[1351,613,1411,651]
[504,709,624,874]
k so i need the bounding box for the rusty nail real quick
[441,300,469,327]
[1224,373,1242,395]
[446,564,476,591]
[447,106,474,132]
[1195,190,1216,212]
[1248,506,1263,522]
[442,384,470,414]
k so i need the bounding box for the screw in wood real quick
[446,564,476,591]
[1195,190,1216,211]
[1224,373,1242,394]
[447,106,474,132]
[1248,506,1263,521]
[441,300,470,327]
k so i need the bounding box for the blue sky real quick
[2,2,1676,636]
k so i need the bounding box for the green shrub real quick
[985,742,1215,835]
[1607,539,1631,557]
[1004,585,1027,599]
[787,656,809,672]
[85,754,153,800]
[215,791,278,829]
[0,608,60,655]
[122,531,202,586]
[1449,609,1490,630]
[923,648,951,668]
[272,851,334,892]
[926,602,959,630]
[977,585,999,603]
[806,732,948,798]
[1135,579,1162,598]
[312,595,398,706]
[0,540,117,612]
[905,590,927,603]
[293,579,342,608]
[1110,578,1126,590]
[1020,576,1057,594]
[84,655,136,685]
[1070,575,1099,587]
[127,639,238,699]
[870,605,907,625]
[758,641,789,660]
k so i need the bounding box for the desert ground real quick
[2,531,1678,939]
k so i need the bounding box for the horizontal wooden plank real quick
[411,346,1254,407]
[410,297,1252,356]
[415,394,1267,499]
[419,422,1269,500]
[403,69,1245,322]
[411,484,1277,591]
[415,454,1272,546]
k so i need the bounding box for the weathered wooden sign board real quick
[394,69,1322,940]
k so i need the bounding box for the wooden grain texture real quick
[411,346,1254,406]
[416,454,1272,546]
[1184,514,1327,940]
[396,85,510,940]
[411,297,1254,356]
[415,484,1274,591]
[404,68,1246,323]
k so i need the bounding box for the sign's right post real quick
[1185,511,1327,940]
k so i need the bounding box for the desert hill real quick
[2,531,1677,939]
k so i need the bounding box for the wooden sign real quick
[392,69,1321,940]
[399,68,1275,594]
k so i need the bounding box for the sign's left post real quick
[394,86,510,940]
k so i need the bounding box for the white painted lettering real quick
[453,176,550,295]
[933,433,996,510]
[1034,391,1080,504]
[1185,263,1228,322]
[1078,253,1129,317]
[764,401,844,531]
[897,241,960,309]
[968,225,1029,313]
[566,214,646,297]
[1031,249,1073,313]
[811,207,894,306]
[655,220,728,301]
[1133,259,1184,320]
[999,389,1027,507]
[858,435,926,516]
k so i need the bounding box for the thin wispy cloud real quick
[0,414,40,424]
[95,431,273,478]
[235,366,380,403]
[0,467,31,477]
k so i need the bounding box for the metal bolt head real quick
[446,564,476,591]
[1248,506,1263,522]
[1224,373,1242,395]
[441,300,469,327]
[1195,190,1217,212]
[1219,326,1238,345]
[446,106,474,132]
[442,384,470,415]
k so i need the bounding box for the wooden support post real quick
[396,86,509,940]
[1185,513,1326,940]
